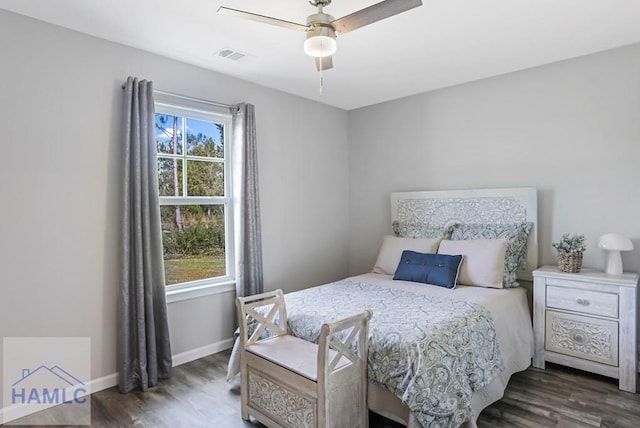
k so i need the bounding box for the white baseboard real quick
[0,338,235,424]
[87,372,119,394]
[172,337,235,367]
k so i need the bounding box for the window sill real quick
[166,280,235,304]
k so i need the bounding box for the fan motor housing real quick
[306,12,335,26]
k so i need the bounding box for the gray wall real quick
[0,9,350,386]
[347,43,640,276]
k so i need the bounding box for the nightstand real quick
[533,266,639,393]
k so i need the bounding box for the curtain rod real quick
[121,84,237,110]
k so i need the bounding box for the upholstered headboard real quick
[391,187,538,281]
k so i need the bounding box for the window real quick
[154,99,233,289]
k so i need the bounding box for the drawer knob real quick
[576,298,589,306]
[570,330,587,344]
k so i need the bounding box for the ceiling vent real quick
[216,48,248,62]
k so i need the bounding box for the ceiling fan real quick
[218,0,423,72]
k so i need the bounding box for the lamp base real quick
[604,251,623,275]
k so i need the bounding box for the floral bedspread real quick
[282,280,504,428]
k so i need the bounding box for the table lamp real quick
[597,233,633,275]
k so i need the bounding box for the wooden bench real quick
[236,289,372,428]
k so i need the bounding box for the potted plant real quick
[552,233,586,273]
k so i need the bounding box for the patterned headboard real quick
[391,187,538,281]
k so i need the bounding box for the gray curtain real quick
[118,76,172,393]
[232,103,264,297]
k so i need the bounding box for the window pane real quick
[160,205,226,286]
[155,114,183,155]
[186,118,224,158]
[157,158,183,196]
[186,160,224,196]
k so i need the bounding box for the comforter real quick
[279,279,504,427]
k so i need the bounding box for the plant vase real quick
[558,251,583,273]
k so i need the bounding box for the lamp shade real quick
[598,233,633,275]
[304,26,337,58]
[597,233,633,251]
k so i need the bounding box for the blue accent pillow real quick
[393,251,463,289]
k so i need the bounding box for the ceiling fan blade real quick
[332,0,423,35]
[315,56,334,71]
[217,7,307,32]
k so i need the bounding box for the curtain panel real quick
[232,103,263,298]
[118,77,172,393]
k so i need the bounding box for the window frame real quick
[154,98,235,298]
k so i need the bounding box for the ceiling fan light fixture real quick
[304,26,337,57]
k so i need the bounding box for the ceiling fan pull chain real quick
[318,37,324,96]
[319,57,324,96]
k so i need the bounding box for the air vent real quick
[216,48,248,62]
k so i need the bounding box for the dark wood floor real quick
[7,349,640,427]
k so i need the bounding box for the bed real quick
[228,187,537,428]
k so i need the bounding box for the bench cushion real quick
[246,335,349,381]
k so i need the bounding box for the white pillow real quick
[437,239,508,288]
[372,235,442,275]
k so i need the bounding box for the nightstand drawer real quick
[546,284,618,318]
[545,310,618,366]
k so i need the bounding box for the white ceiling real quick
[2,0,640,110]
